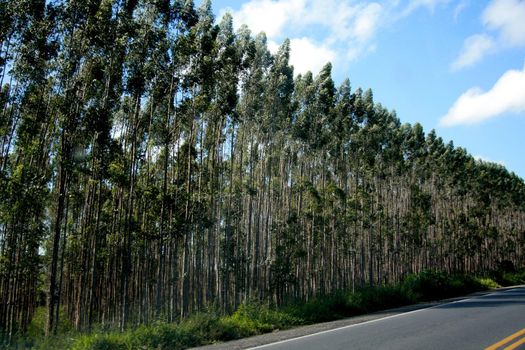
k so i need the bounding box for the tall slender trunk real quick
[46,130,68,336]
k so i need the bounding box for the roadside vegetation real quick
[8,269,523,350]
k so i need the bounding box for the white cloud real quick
[453,0,469,21]
[400,0,451,17]
[451,34,495,71]
[440,62,525,126]
[353,3,383,42]
[289,38,337,74]
[225,0,384,74]
[267,40,280,54]
[225,0,305,38]
[451,0,525,70]
[482,0,525,46]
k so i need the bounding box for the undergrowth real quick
[8,269,525,350]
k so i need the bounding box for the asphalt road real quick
[249,286,525,350]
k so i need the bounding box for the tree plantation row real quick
[1,0,525,341]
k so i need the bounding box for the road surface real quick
[195,286,525,350]
[252,286,525,350]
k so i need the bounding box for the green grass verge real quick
[9,269,525,350]
[494,270,525,287]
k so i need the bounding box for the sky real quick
[207,0,525,179]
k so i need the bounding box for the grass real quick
[494,270,525,287]
[8,269,525,350]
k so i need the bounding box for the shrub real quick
[400,271,499,302]
[131,322,202,350]
[285,292,352,323]
[475,277,499,290]
[496,270,525,286]
[70,322,204,350]
[350,285,413,313]
[221,302,300,337]
[70,333,129,350]
[401,270,450,301]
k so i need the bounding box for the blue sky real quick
[207,0,525,179]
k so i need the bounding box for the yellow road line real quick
[485,328,525,350]
[504,336,525,350]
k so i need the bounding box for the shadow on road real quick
[437,299,525,308]
[437,289,525,309]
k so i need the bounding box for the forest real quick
[1,0,525,343]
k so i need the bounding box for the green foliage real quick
[495,270,525,286]
[71,333,129,350]
[26,307,75,341]
[70,322,203,350]
[284,271,500,328]
[66,304,299,350]
[348,286,413,313]
[402,270,451,301]
[225,303,300,334]
[284,285,412,324]
[475,277,500,290]
[23,271,503,349]
[401,270,497,301]
[490,261,525,286]
[285,292,352,323]
[2,308,77,349]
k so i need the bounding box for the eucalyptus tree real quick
[44,0,141,333]
[0,0,58,339]
[329,78,355,291]
[259,39,294,302]
[235,30,272,300]
[175,0,217,317]
[208,12,241,311]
